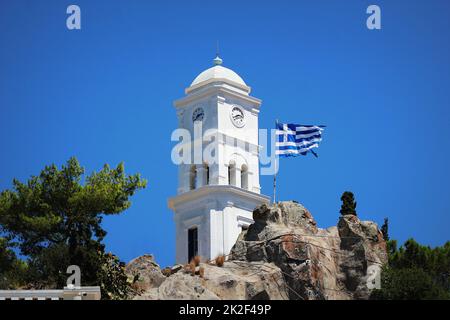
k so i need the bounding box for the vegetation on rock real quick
[214,255,225,267]
[381,217,389,241]
[339,191,357,216]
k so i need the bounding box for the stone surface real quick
[129,201,387,300]
[230,201,388,300]
[131,261,287,300]
[125,254,166,293]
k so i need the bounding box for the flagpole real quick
[273,170,277,204]
[273,119,279,204]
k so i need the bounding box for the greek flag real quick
[275,123,325,157]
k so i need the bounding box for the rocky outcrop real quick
[230,202,387,300]
[128,259,288,300]
[337,214,387,299]
[127,201,387,300]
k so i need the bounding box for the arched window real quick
[228,161,236,186]
[189,165,197,190]
[241,164,248,189]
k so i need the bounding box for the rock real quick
[230,201,388,300]
[133,261,288,300]
[161,267,171,277]
[171,264,183,274]
[201,261,287,300]
[126,254,166,293]
[157,271,219,300]
[337,215,388,298]
[129,201,387,300]
[133,287,159,300]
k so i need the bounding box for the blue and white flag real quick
[275,123,325,157]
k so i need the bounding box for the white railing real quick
[0,286,101,300]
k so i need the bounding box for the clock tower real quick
[168,56,270,264]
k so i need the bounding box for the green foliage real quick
[371,239,450,300]
[0,157,146,297]
[371,266,449,300]
[0,237,15,273]
[339,191,357,216]
[386,239,398,256]
[98,252,135,300]
[0,237,27,289]
[24,243,71,289]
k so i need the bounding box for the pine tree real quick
[0,157,146,298]
[340,191,357,216]
[371,239,450,300]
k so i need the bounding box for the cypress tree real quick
[381,217,389,241]
[340,191,357,216]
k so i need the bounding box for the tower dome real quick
[187,56,250,94]
[190,65,247,87]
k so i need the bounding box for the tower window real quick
[241,164,248,189]
[188,227,198,263]
[189,165,197,190]
[228,161,236,186]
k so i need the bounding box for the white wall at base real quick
[0,287,101,300]
[169,185,270,264]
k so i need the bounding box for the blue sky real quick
[1,0,449,267]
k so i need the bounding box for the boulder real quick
[133,261,288,300]
[157,271,219,300]
[125,254,166,293]
[201,261,287,300]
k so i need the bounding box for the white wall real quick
[172,189,268,264]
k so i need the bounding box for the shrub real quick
[192,255,201,267]
[198,267,205,278]
[215,255,225,267]
[189,261,196,276]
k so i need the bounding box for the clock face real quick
[230,106,245,127]
[192,107,204,123]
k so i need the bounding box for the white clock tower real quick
[168,56,270,264]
